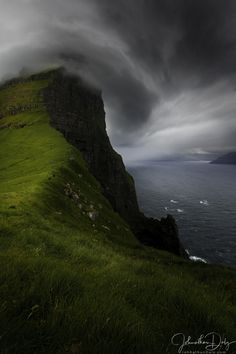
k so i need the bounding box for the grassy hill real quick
[0,73,236,353]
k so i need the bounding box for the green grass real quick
[0,80,48,117]
[0,77,236,354]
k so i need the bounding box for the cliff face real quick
[0,68,186,257]
[0,68,187,256]
[42,68,187,257]
[43,69,140,224]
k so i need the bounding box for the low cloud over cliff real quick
[1,0,236,161]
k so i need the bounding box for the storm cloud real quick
[1,0,236,162]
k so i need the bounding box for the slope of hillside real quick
[0,71,236,354]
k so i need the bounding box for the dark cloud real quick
[95,0,236,83]
[172,1,236,84]
[1,0,236,160]
[98,69,158,130]
[60,50,157,131]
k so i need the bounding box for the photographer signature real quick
[171,332,236,353]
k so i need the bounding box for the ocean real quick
[128,161,236,266]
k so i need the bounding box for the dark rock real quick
[43,69,140,223]
[134,214,188,257]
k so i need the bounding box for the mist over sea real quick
[129,161,236,266]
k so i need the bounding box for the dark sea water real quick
[128,162,236,266]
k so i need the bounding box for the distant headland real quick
[210,152,236,165]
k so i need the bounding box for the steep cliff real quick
[43,68,140,223]
[42,68,186,257]
[0,67,186,256]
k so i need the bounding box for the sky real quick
[1,0,236,163]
